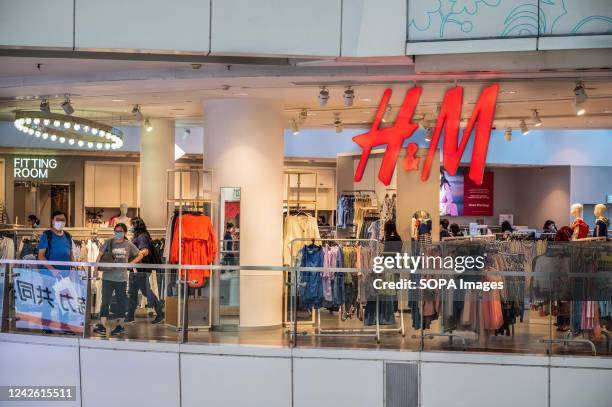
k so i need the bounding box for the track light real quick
[574,81,587,116]
[382,105,392,123]
[182,128,191,140]
[61,96,74,115]
[424,127,433,142]
[132,105,143,122]
[290,119,300,136]
[40,99,50,115]
[144,118,153,132]
[433,103,441,117]
[504,127,512,141]
[343,86,354,107]
[299,109,308,124]
[520,120,529,135]
[333,113,343,134]
[531,110,542,127]
[318,87,329,107]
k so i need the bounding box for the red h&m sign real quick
[353,84,499,186]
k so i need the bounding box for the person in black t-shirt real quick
[125,217,164,324]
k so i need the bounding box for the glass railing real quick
[1,239,610,357]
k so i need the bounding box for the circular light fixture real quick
[13,111,124,150]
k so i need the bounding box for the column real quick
[204,99,284,328]
[140,119,175,228]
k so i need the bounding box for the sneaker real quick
[110,325,125,336]
[93,324,106,336]
[124,316,135,324]
[151,315,164,324]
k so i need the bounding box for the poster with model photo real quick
[440,169,464,216]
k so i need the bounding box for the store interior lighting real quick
[61,96,74,115]
[39,99,50,115]
[290,119,300,135]
[531,109,542,127]
[144,118,153,132]
[504,127,512,141]
[574,81,587,116]
[424,126,433,142]
[132,104,144,121]
[333,113,343,134]
[318,86,329,107]
[520,119,529,135]
[343,86,354,107]
[182,128,191,140]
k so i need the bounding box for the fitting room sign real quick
[353,84,498,186]
[13,157,58,179]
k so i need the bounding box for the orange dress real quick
[170,214,218,288]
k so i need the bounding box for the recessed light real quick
[235,93,249,96]
[500,90,517,95]
[361,98,372,102]
[112,99,126,102]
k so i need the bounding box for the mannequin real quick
[593,203,609,238]
[570,203,589,240]
[109,203,132,228]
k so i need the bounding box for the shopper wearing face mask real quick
[93,223,146,336]
[37,210,75,334]
[125,217,164,324]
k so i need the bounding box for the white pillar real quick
[204,99,284,328]
[140,119,175,228]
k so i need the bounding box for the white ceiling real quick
[0,56,611,131]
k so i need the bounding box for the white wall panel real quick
[80,347,180,407]
[293,358,383,407]
[421,362,548,407]
[0,337,81,406]
[75,0,210,52]
[210,0,341,56]
[550,367,612,407]
[0,0,73,48]
[180,353,291,407]
[341,0,406,57]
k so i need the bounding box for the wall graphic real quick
[440,169,494,216]
[408,0,612,41]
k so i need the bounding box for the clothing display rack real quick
[283,171,319,220]
[288,237,404,343]
[166,169,214,340]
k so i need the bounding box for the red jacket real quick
[170,214,218,287]
[571,218,589,240]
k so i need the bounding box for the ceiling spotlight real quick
[40,99,50,115]
[433,103,441,117]
[132,105,143,122]
[574,81,588,116]
[520,119,529,135]
[61,96,74,115]
[575,101,585,116]
[299,109,308,124]
[182,128,191,140]
[290,119,300,136]
[343,86,355,107]
[382,105,392,123]
[531,109,542,127]
[144,118,153,132]
[333,113,343,134]
[318,87,329,107]
[504,127,512,141]
[424,127,433,142]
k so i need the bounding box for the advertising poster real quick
[439,169,464,216]
[14,268,87,333]
[464,171,494,216]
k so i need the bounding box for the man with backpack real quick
[125,217,164,324]
[37,210,74,334]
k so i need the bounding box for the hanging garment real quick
[299,244,324,309]
[170,213,218,288]
[283,214,320,265]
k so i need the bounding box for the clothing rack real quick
[166,169,214,340]
[284,171,319,220]
[289,237,404,343]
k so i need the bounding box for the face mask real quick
[114,232,125,240]
[53,221,65,231]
